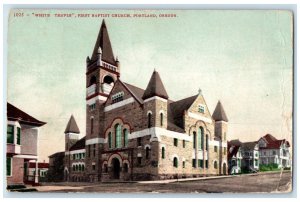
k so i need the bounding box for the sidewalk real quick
[137,170,290,184]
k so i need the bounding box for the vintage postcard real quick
[5,9,293,194]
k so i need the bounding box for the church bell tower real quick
[85,19,120,182]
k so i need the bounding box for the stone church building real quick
[63,20,229,182]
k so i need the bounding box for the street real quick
[35,171,292,193]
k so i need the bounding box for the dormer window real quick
[198,105,205,113]
[112,91,124,103]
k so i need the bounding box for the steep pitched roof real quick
[260,134,290,149]
[70,137,86,151]
[64,115,80,134]
[123,82,145,104]
[212,100,228,122]
[90,20,116,65]
[142,70,169,100]
[228,139,242,146]
[7,103,46,127]
[262,134,278,142]
[169,95,198,128]
[170,95,198,118]
[241,141,258,150]
[167,100,186,133]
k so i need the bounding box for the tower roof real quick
[142,70,169,100]
[91,19,116,65]
[212,100,228,122]
[64,115,80,134]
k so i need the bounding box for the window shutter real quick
[6,157,12,176]
[17,127,21,145]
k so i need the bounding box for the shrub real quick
[259,163,280,172]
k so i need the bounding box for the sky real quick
[6,10,293,162]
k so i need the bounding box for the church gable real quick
[186,94,213,122]
[104,80,140,107]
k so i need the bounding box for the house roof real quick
[260,134,290,149]
[142,70,169,100]
[263,134,278,142]
[7,103,46,127]
[212,100,228,122]
[90,20,116,65]
[228,139,242,146]
[64,115,80,134]
[241,141,258,150]
[29,162,49,169]
[69,137,86,151]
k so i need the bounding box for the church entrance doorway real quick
[112,158,121,179]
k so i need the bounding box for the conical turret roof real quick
[91,19,116,65]
[64,115,80,134]
[212,101,228,122]
[142,70,169,100]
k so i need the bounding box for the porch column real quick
[34,160,39,184]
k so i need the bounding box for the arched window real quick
[115,124,122,148]
[73,165,75,171]
[123,163,128,173]
[160,113,163,126]
[103,75,114,84]
[146,147,150,159]
[123,129,128,147]
[89,75,96,86]
[206,134,209,150]
[91,118,94,134]
[82,165,85,171]
[193,131,196,149]
[108,132,112,148]
[148,113,152,128]
[214,161,218,169]
[198,127,204,150]
[173,157,178,168]
[75,165,78,171]
[161,147,165,159]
